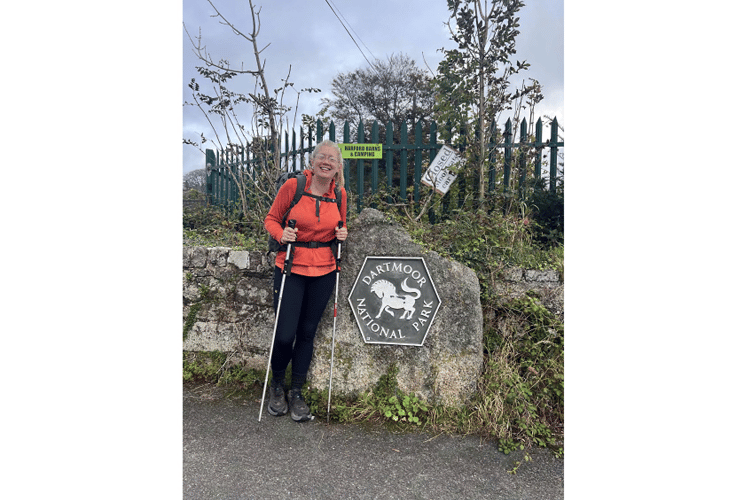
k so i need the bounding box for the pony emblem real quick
[370,278,422,320]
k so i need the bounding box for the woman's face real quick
[312,146,341,181]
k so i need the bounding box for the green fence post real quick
[503,118,512,192]
[488,119,497,195]
[371,120,379,209]
[414,120,423,206]
[458,122,467,210]
[428,121,438,163]
[230,148,237,211]
[216,149,223,209]
[385,121,394,205]
[251,141,258,184]
[343,121,350,194]
[270,134,278,180]
[357,120,365,213]
[400,121,408,202]
[242,144,251,205]
[218,149,225,210]
[474,122,481,208]
[534,118,543,191]
[228,149,234,209]
[428,121,438,223]
[519,117,528,198]
[223,149,230,210]
[206,149,216,206]
[442,120,453,216]
[550,117,559,192]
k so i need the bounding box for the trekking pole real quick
[258,219,297,422]
[327,221,344,424]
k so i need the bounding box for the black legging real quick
[271,267,336,386]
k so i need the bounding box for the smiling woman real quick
[261,138,348,422]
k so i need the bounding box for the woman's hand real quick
[280,226,298,244]
[335,225,348,241]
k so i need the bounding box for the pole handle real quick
[335,221,344,264]
[283,219,297,275]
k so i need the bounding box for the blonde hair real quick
[310,139,345,187]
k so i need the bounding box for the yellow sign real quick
[338,143,383,159]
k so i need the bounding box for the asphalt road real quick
[183,384,564,499]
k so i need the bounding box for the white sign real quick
[421,145,462,195]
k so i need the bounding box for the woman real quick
[263,139,348,422]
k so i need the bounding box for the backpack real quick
[267,171,342,255]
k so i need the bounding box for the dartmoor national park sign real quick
[348,256,441,347]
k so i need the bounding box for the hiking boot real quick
[288,389,313,422]
[267,380,288,416]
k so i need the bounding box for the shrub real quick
[183,203,266,250]
[528,187,564,248]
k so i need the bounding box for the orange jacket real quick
[264,170,347,276]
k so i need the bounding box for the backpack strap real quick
[281,174,307,223]
[334,183,342,211]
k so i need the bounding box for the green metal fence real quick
[205,117,563,218]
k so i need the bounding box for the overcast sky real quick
[182,0,564,174]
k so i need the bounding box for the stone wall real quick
[183,208,562,406]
